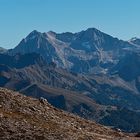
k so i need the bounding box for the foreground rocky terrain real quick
[0,88,137,140]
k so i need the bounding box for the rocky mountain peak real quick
[27,30,41,38]
[8,27,136,73]
[46,31,56,36]
[85,27,101,34]
[129,37,140,46]
[75,27,103,41]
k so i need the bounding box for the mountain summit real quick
[129,37,140,46]
[9,28,135,73]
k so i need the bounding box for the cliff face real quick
[0,88,132,140]
[9,28,135,73]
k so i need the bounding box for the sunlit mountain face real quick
[9,28,136,73]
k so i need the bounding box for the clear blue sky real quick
[0,0,140,49]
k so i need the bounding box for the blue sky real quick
[0,0,140,48]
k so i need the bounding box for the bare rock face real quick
[0,88,133,140]
[9,28,135,73]
[129,37,140,46]
[0,47,7,53]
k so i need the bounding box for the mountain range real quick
[9,28,139,73]
[1,28,140,132]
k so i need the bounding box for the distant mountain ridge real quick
[8,28,137,73]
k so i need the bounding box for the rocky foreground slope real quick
[0,88,137,140]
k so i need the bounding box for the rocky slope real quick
[0,88,136,140]
[111,52,140,81]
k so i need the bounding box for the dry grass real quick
[0,88,136,140]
